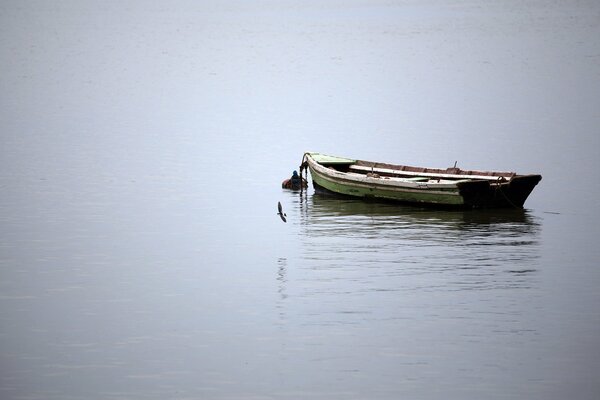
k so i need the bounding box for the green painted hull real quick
[310,169,465,206]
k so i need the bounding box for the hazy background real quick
[1,1,599,399]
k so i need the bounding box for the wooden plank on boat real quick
[309,153,356,165]
[348,164,510,181]
[404,177,429,182]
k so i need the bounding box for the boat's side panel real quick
[309,164,466,206]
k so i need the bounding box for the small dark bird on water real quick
[277,201,287,223]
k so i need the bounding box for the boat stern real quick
[458,175,542,208]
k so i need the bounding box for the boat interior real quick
[323,159,516,184]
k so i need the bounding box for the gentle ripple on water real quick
[265,192,547,398]
[0,181,546,399]
[295,194,541,292]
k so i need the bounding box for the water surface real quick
[1,1,599,399]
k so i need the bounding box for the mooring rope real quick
[299,153,309,195]
[495,177,520,209]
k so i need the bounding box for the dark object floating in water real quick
[277,201,287,223]
[301,152,541,209]
[508,269,537,274]
[282,170,308,190]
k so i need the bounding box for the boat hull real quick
[311,170,466,206]
[305,153,541,209]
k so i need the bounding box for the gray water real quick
[1,1,600,399]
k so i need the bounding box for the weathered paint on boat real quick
[302,152,542,209]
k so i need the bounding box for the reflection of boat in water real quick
[307,194,538,229]
[297,194,542,289]
[302,152,542,209]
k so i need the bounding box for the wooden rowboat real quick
[301,152,541,209]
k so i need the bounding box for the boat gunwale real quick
[350,163,515,182]
[354,159,518,179]
[304,152,531,181]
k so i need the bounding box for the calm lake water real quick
[1,1,599,399]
